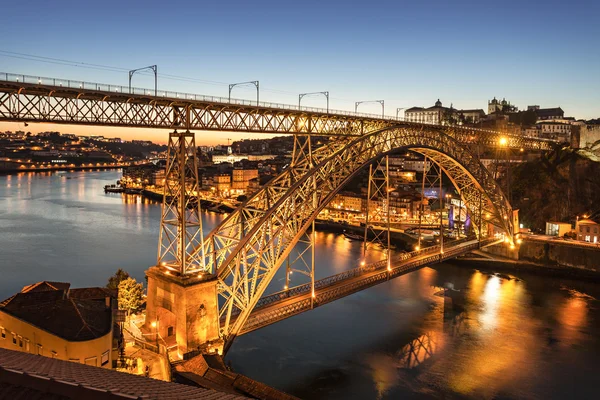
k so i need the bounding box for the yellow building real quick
[545,221,572,237]
[0,281,117,368]
[214,174,231,194]
[231,169,259,194]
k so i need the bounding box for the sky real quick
[1,0,598,145]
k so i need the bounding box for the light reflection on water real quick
[0,170,599,399]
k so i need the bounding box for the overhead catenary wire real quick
[0,50,370,105]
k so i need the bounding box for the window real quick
[101,351,109,366]
[51,351,57,359]
[586,227,590,233]
[24,338,29,352]
[68,358,80,363]
[37,344,43,355]
[0,328,5,339]
[585,235,591,242]
[18,336,23,348]
[12,333,16,345]
[84,357,97,366]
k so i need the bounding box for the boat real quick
[343,230,363,240]
[104,184,124,193]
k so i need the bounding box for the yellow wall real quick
[0,311,113,368]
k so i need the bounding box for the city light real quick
[499,137,508,146]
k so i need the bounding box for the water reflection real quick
[1,170,599,399]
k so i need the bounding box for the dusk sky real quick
[1,0,598,145]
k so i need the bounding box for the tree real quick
[107,268,130,290]
[118,277,144,316]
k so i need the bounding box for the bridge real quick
[0,71,550,358]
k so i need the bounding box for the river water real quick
[0,170,598,399]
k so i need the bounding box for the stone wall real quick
[483,240,600,273]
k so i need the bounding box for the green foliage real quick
[117,277,144,315]
[107,268,131,290]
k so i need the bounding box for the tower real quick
[145,130,222,357]
[157,130,206,274]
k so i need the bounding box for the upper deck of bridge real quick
[0,72,555,150]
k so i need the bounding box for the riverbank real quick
[450,249,600,281]
[0,163,139,174]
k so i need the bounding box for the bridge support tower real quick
[145,130,223,357]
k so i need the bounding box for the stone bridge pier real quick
[145,267,223,357]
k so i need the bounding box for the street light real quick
[498,137,508,146]
[396,107,407,119]
[355,100,384,118]
[228,81,259,105]
[299,91,329,113]
[129,65,157,96]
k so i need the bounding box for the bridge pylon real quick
[145,130,223,357]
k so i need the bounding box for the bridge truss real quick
[0,73,547,353]
[0,73,553,151]
[191,125,515,347]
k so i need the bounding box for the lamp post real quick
[228,81,260,105]
[128,65,157,96]
[150,320,159,347]
[396,107,407,120]
[355,100,384,118]
[299,91,329,113]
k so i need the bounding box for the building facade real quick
[539,122,571,142]
[405,99,448,124]
[575,219,600,243]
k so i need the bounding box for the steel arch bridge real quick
[0,72,538,355]
[196,124,514,347]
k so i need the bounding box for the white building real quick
[405,99,449,124]
[212,154,277,164]
[539,122,571,143]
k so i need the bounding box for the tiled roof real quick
[459,109,485,114]
[21,281,71,293]
[0,348,248,400]
[536,107,564,117]
[70,287,117,300]
[1,289,112,341]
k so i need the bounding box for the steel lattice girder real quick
[0,80,553,151]
[157,131,206,275]
[197,125,513,341]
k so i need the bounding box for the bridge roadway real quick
[229,237,500,336]
[0,72,553,151]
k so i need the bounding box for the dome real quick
[434,99,442,107]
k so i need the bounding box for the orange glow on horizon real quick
[0,121,278,146]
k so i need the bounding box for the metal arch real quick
[197,125,514,344]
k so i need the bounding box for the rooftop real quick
[0,282,115,342]
[0,347,247,400]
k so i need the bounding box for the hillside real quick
[506,147,600,230]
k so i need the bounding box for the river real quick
[0,170,598,399]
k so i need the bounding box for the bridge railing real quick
[248,236,481,311]
[0,72,388,120]
[0,72,560,145]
